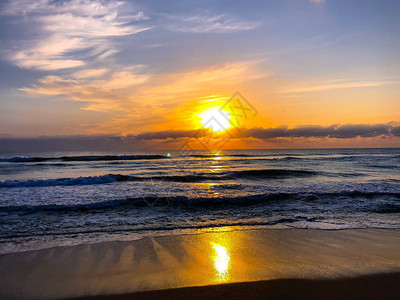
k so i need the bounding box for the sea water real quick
[0,148,399,253]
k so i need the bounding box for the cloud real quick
[169,11,260,33]
[391,126,400,136]
[124,124,400,140]
[1,124,398,152]
[20,65,151,111]
[136,130,198,140]
[4,0,152,71]
[2,2,265,135]
[243,124,398,139]
[16,59,267,135]
[280,79,399,93]
[71,68,109,79]
[20,60,265,134]
[142,60,265,97]
[309,0,325,4]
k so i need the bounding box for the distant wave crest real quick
[0,154,168,163]
[0,169,318,187]
[1,191,399,214]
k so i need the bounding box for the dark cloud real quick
[0,124,398,153]
[140,124,399,140]
[242,124,395,139]
[244,126,288,139]
[136,130,198,140]
[329,124,391,138]
[391,126,400,137]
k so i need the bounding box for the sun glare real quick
[199,108,232,132]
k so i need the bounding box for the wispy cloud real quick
[280,79,399,93]
[143,60,266,97]
[71,68,109,79]
[168,11,261,33]
[309,0,325,4]
[21,65,151,111]
[4,0,152,71]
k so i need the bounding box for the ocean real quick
[0,148,399,253]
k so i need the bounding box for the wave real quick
[0,217,321,240]
[187,154,303,161]
[188,154,258,158]
[0,169,318,187]
[0,174,126,187]
[333,172,367,178]
[228,169,316,178]
[1,191,399,214]
[149,169,317,182]
[0,154,168,163]
[313,154,396,161]
[372,203,400,214]
[32,163,70,167]
[366,164,398,170]
[2,152,397,163]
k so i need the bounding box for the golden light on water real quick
[199,108,232,132]
[212,150,222,160]
[212,243,231,281]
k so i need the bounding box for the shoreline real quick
[1,228,400,299]
[4,225,400,256]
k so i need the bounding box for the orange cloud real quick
[20,60,267,134]
[280,79,399,93]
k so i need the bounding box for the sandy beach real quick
[1,228,400,299]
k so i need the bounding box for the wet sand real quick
[1,229,400,299]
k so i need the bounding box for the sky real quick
[0,0,399,150]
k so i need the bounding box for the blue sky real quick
[0,0,399,148]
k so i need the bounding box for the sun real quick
[199,108,232,132]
